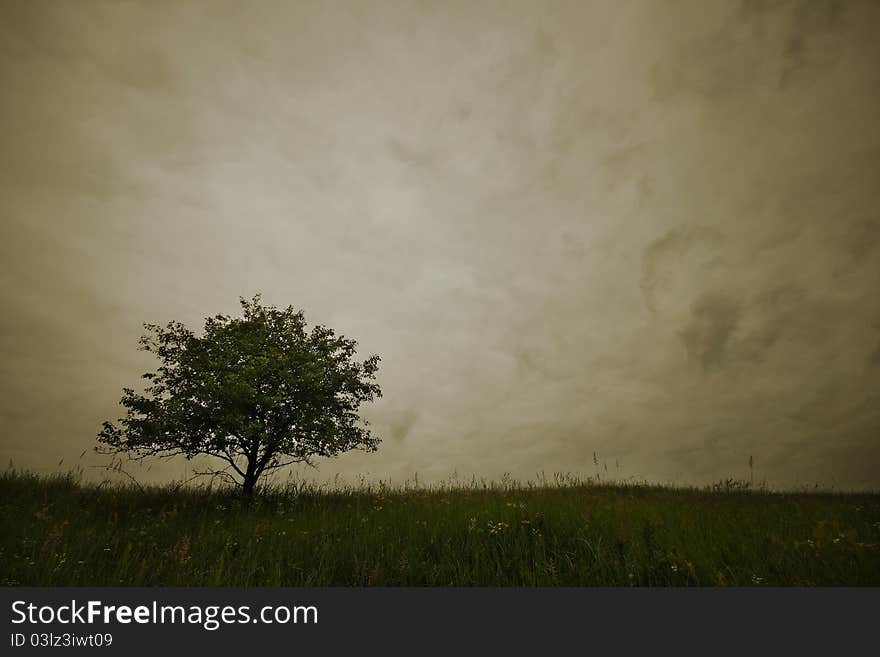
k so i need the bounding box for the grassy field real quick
[2,470,879,586]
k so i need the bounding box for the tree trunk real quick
[242,461,259,501]
[242,475,257,497]
[241,445,260,501]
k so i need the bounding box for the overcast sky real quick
[2,0,879,489]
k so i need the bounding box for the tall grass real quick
[1,469,878,586]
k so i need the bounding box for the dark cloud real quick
[679,293,741,370]
[388,409,418,444]
[871,340,880,366]
[640,226,725,314]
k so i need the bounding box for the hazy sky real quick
[2,0,879,489]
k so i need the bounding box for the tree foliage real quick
[98,295,382,495]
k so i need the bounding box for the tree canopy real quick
[98,295,382,495]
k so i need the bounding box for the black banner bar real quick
[2,588,877,654]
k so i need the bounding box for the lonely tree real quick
[98,295,382,495]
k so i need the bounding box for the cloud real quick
[1,0,879,489]
[640,226,726,315]
[679,293,742,370]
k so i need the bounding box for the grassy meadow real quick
[2,469,879,586]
